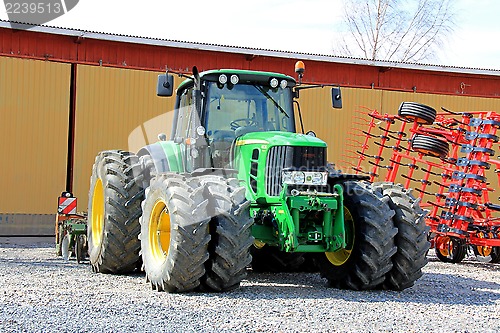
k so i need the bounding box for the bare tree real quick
[335,0,456,62]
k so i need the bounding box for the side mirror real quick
[157,74,174,97]
[331,86,342,109]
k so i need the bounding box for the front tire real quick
[87,150,144,273]
[139,174,211,292]
[316,181,397,290]
[199,176,254,292]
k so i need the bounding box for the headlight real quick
[230,74,239,85]
[282,171,327,186]
[218,74,227,84]
[293,172,305,184]
[282,171,293,184]
[312,173,325,185]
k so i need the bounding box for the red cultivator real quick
[346,102,500,263]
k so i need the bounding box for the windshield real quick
[204,82,295,138]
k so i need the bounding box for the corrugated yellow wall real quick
[0,56,70,214]
[3,58,500,218]
[72,65,178,209]
[300,87,500,168]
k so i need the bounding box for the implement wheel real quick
[87,150,144,273]
[473,244,500,263]
[372,182,430,290]
[411,135,449,158]
[139,174,211,292]
[199,176,254,292]
[435,235,467,263]
[75,234,87,264]
[316,181,397,290]
[398,102,436,125]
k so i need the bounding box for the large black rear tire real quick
[139,174,211,292]
[198,176,254,292]
[316,181,397,290]
[372,182,430,290]
[87,150,144,273]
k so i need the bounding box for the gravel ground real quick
[0,238,499,333]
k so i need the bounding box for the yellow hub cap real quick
[325,207,355,266]
[149,200,171,263]
[91,179,105,247]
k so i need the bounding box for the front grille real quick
[266,146,288,196]
[265,146,326,196]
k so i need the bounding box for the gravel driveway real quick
[0,238,499,333]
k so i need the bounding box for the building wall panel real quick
[2,27,499,98]
[0,56,70,215]
[72,65,178,209]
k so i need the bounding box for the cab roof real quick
[177,69,297,93]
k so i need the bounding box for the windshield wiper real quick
[253,85,289,118]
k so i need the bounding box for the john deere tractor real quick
[87,63,429,292]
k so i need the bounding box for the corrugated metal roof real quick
[2,19,500,77]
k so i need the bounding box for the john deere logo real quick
[3,0,79,28]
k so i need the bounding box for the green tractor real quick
[87,63,429,292]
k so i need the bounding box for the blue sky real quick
[1,0,499,70]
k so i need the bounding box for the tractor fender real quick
[137,141,185,173]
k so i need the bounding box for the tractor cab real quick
[164,69,298,169]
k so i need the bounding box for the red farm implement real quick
[346,102,500,263]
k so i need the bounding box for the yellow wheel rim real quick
[325,207,355,266]
[91,179,105,247]
[436,236,451,257]
[149,199,171,263]
[476,232,493,257]
[253,239,266,249]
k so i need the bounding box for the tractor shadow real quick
[217,266,500,306]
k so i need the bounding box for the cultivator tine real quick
[436,122,461,130]
[345,137,365,144]
[441,106,473,119]
[401,174,430,185]
[353,121,370,126]
[381,127,407,136]
[390,159,419,169]
[426,200,447,209]
[433,181,450,189]
[361,131,390,140]
[421,168,451,179]
[367,113,395,123]
[485,202,500,211]
[346,143,367,149]
[374,141,402,151]
[351,167,375,177]
[434,193,447,199]
[415,188,437,196]
[353,115,370,122]
[350,131,367,137]
[387,134,410,143]
[342,154,360,161]
[357,151,384,161]
[341,160,357,168]
[426,215,440,223]
[368,161,393,170]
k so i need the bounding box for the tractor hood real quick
[235,131,327,148]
